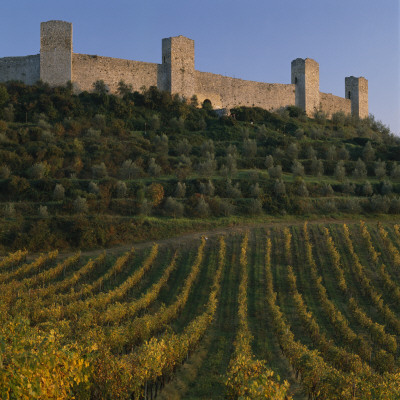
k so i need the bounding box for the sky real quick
[1,0,399,135]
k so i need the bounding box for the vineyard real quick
[1,221,400,399]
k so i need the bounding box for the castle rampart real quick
[319,92,351,116]
[0,55,40,85]
[195,71,295,111]
[72,54,158,93]
[0,20,368,119]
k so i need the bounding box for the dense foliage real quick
[0,81,400,252]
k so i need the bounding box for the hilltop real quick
[0,81,399,252]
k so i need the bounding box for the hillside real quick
[0,81,400,252]
[1,81,400,399]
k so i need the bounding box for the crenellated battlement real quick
[0,20,368,118]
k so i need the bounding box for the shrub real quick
[116,181,127,198]
[0,165,11,179]
[163,197,184,218]
[268,165,282,179]
[53,184,65,201]
[175,182,186,198]
[274,179,286,196]
[73,196,88,214]
[291,160,304,177]
[92,162,108,179]
[194,196,210,218]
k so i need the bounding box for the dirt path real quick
[36,216,398,261]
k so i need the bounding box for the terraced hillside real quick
[1,221,400,399]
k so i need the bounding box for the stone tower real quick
[291,58,320,116]
[160,35,195,100]
[345,76,368,119]
[40,20,72,86]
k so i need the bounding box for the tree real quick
[53,184,65,201]
[28,162,49,179]
[148,158,162,177]
[246,198,263,215]
[320,183,334,196]
[88,181,99,195]
[163,197,184,218]
[0,165,10,179]
[362,141,375,162]
[116,181,127,198]
[362,181,373,196]
[341,180,355,195]
[264,155,274,169]
[274,179,286,196]
[216,198,236,217]
[0,85,9,106]
[85,128,101,139]
[175,182,186,198]
[154,134,168,155]
[92,114,106,130]
[149,114,160,131]
[243,138,257,158]
[250,183,262,197]
[176,139,192,156]
[374,159,386,180]
[332,111,346,126]
[197,152,217,177]
[334,160,346,181]
[305,145,316,160]
[146,183,164,206]
[4,203,15,218]
[93,80,109,94]
[295,177,309,197]
[38,205,49,218]
[268,165,282,179]
[120,159,143,179]
[291,160,305,177]
[190,94,199,107]
[169,117,185,133]
[175,155,192,180]
[337,146,350,161]
[227,144,238,158]
[390,163,400,180]
[311,157,324,177]
[117,80,133,96]
[73,196,88,213]
[226,179,242,198]
[381,180,393,195]
[138,198,152,216]
[286,143,298,160]
[195,196,210,217]
[353,158,367,179]
[325,145,337,161]
[92,162,108,179]
[201,139,215,155]
[224,154,237,177]
[199,180,215,196]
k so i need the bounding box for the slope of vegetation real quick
[1,221,400,399]
[0,81,400,252]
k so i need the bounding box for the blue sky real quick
[1,0,399,135]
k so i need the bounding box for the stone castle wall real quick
[319,92,351,116]
[0,20,368,119]
[72,54,158,93]
[195,71,295,110]
[0,55,40,85]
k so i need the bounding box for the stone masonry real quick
[0,20,368,118]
